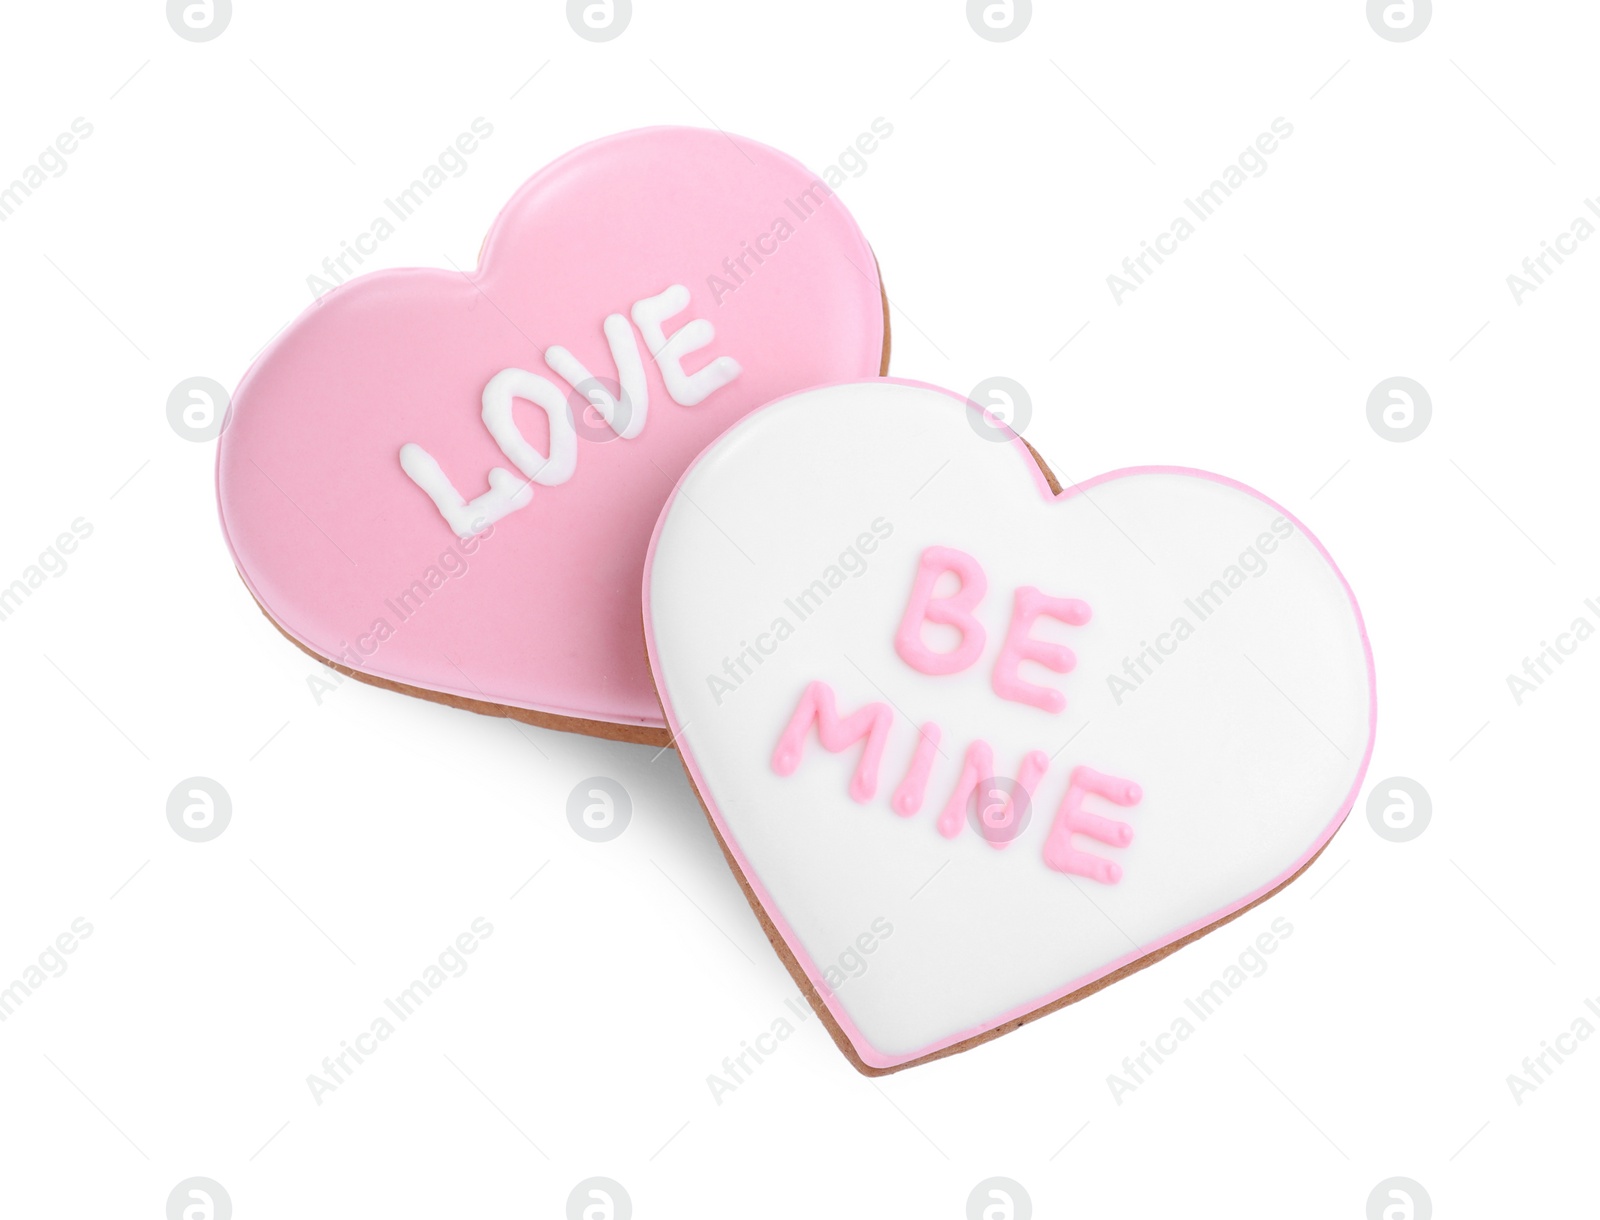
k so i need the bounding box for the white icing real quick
[632,285,742,406]
[646,382,1373,1063]
[397,443,532,539]
[480,367,577,485]
[544,313,650,440]
[400,288,741,532]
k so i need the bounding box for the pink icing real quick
[216,127,885,731]
[991,586,1092,713]
[1042,766,1143,884]
[893,546,988,675]
[935,742,1050,847]
[1000,750,1051,850]
[890,723,942,817]
[771,681,894,804]
[935,740,992,839]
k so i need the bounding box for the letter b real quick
[894,546,988,675]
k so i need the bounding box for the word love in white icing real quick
[771,544,1145,884]
[401,284,741,538]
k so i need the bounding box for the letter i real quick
[891,724,942,816]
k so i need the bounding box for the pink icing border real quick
[641,377,1378,1071]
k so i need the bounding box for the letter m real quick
[770,682,893,803]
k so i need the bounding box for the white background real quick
[0,1,1592,1216]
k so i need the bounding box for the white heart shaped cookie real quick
[644,380,1375,1072]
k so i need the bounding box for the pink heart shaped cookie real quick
[644,380,1375,1072]
[217,127,888,742]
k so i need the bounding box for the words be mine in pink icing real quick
[774,544,1143,882]
[217,127,886,733]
